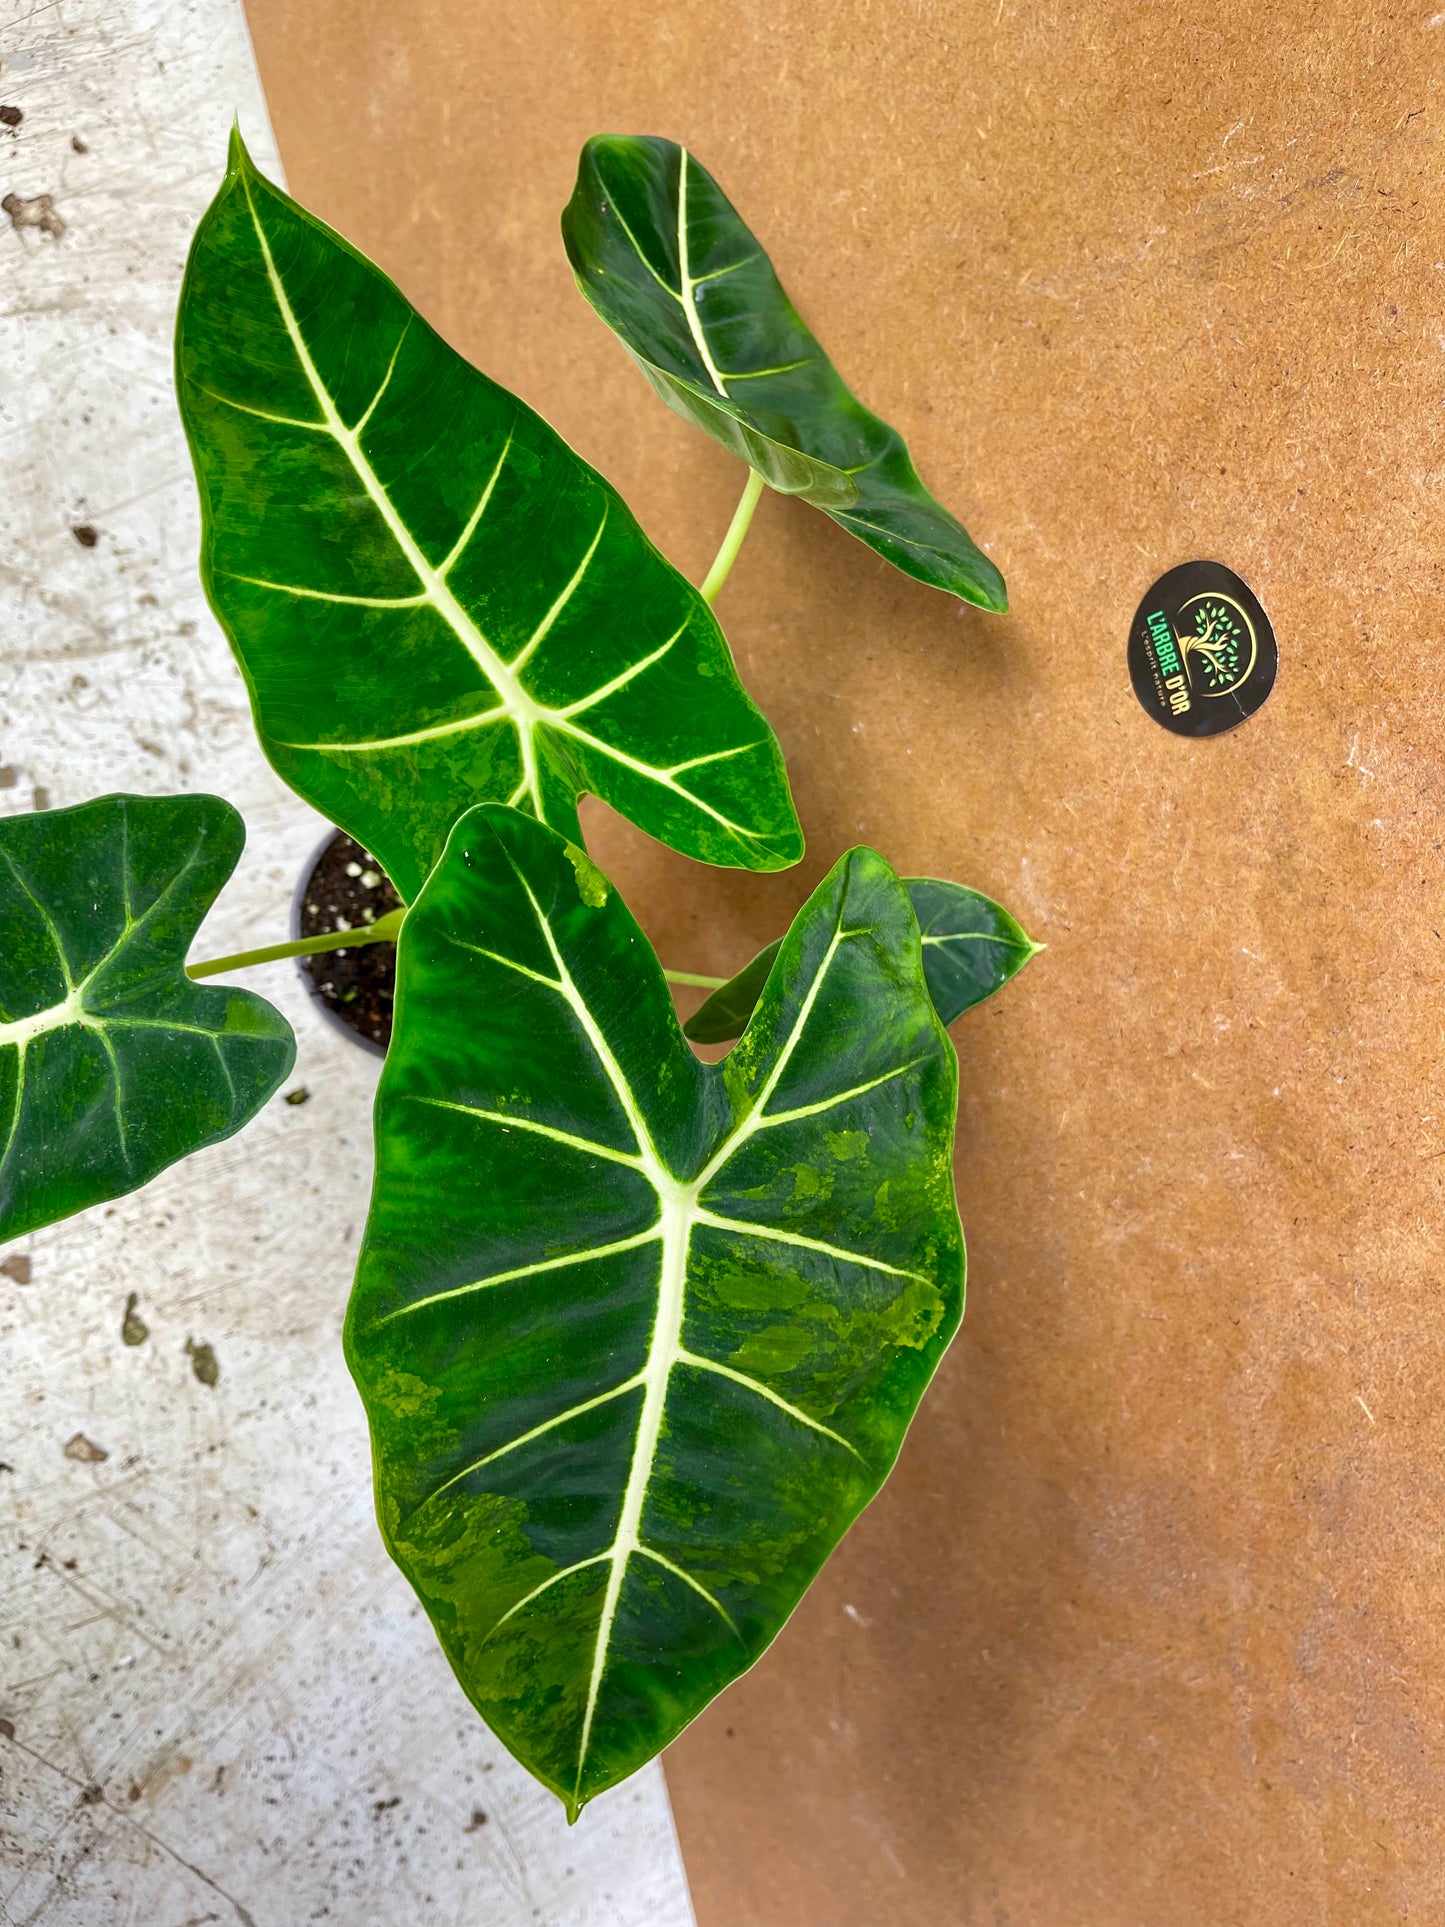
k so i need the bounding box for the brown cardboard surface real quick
[241,3,1445,1919]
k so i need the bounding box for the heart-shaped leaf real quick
[907,875,1040,1023]
[0,794,295,1243]
[562,135,1007,612]
[178,134,803,903]
[347,804,963,1817]
[684,876,1040,1043]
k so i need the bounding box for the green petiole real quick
[187,906,725,992]
[185,907,405,979]
[699,467,765,604]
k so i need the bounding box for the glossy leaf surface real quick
[178,134,802,903]
[0,794,295,1242]
[348,805,963,1816]
[685,875,1038,1043]
[563,135,1007,611]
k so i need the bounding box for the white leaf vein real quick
[412,1095,646,1172]
[374,1227,663,1325]
[419,1371,646,1511]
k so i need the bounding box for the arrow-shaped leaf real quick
[0,794,295,1243]
[178,135,803,903]
[347,805,963,1817]
[562,135,1007,612]
[685,875,1040,1043]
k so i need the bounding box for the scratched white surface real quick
[0,3,697,1922]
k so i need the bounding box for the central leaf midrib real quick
[508,860,691,1800]
[574,1186,691,1799]
[537,888,866,1798]
[0,989,87,1051]
[675,148,730,401]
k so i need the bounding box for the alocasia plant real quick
[2,132,1036,1820]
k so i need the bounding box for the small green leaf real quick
[0,794,295,1243]
[563,135,1007,612]
[177,134,803,902]
[685,877,1039,1044]
[347,805,963,1817]
[680,938,782,1045]
[908,877,1040,1023]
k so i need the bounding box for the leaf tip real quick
[964,566,1009,615]
[755,825,806,873]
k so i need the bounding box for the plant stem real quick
[187,911,723,991]
[186,907,406,980]
[699,468,766,604]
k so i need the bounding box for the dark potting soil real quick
[298,831,402,1051]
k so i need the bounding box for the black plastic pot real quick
[291,827,400,1057]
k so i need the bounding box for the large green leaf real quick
[0,794,295,1242]
[347,804,963,1817]
[685,875,1040,1043]
[177,134,803,903]
[562,135,1007,612]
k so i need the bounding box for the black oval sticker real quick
[1128,560,1277,738]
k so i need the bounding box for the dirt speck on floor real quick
[63,1433,108,1464]
[0,105,22,128]
[284,1086,311,1106]
[185,1337,219,1387]
[3,191,64,238]
[1,1254,32,1283]
[71,523,98,547]
[121,1292,149,1347]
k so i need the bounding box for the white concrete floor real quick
[0,3,696,1921]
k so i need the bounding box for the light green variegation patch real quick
[347,804,964,1818]
[178,134,802,901]
[0,794,294,1243]
[563,843,610,908]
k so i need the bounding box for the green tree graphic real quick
[1178,598,1244,691]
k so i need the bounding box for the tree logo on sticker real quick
[1128,560,1277,737]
